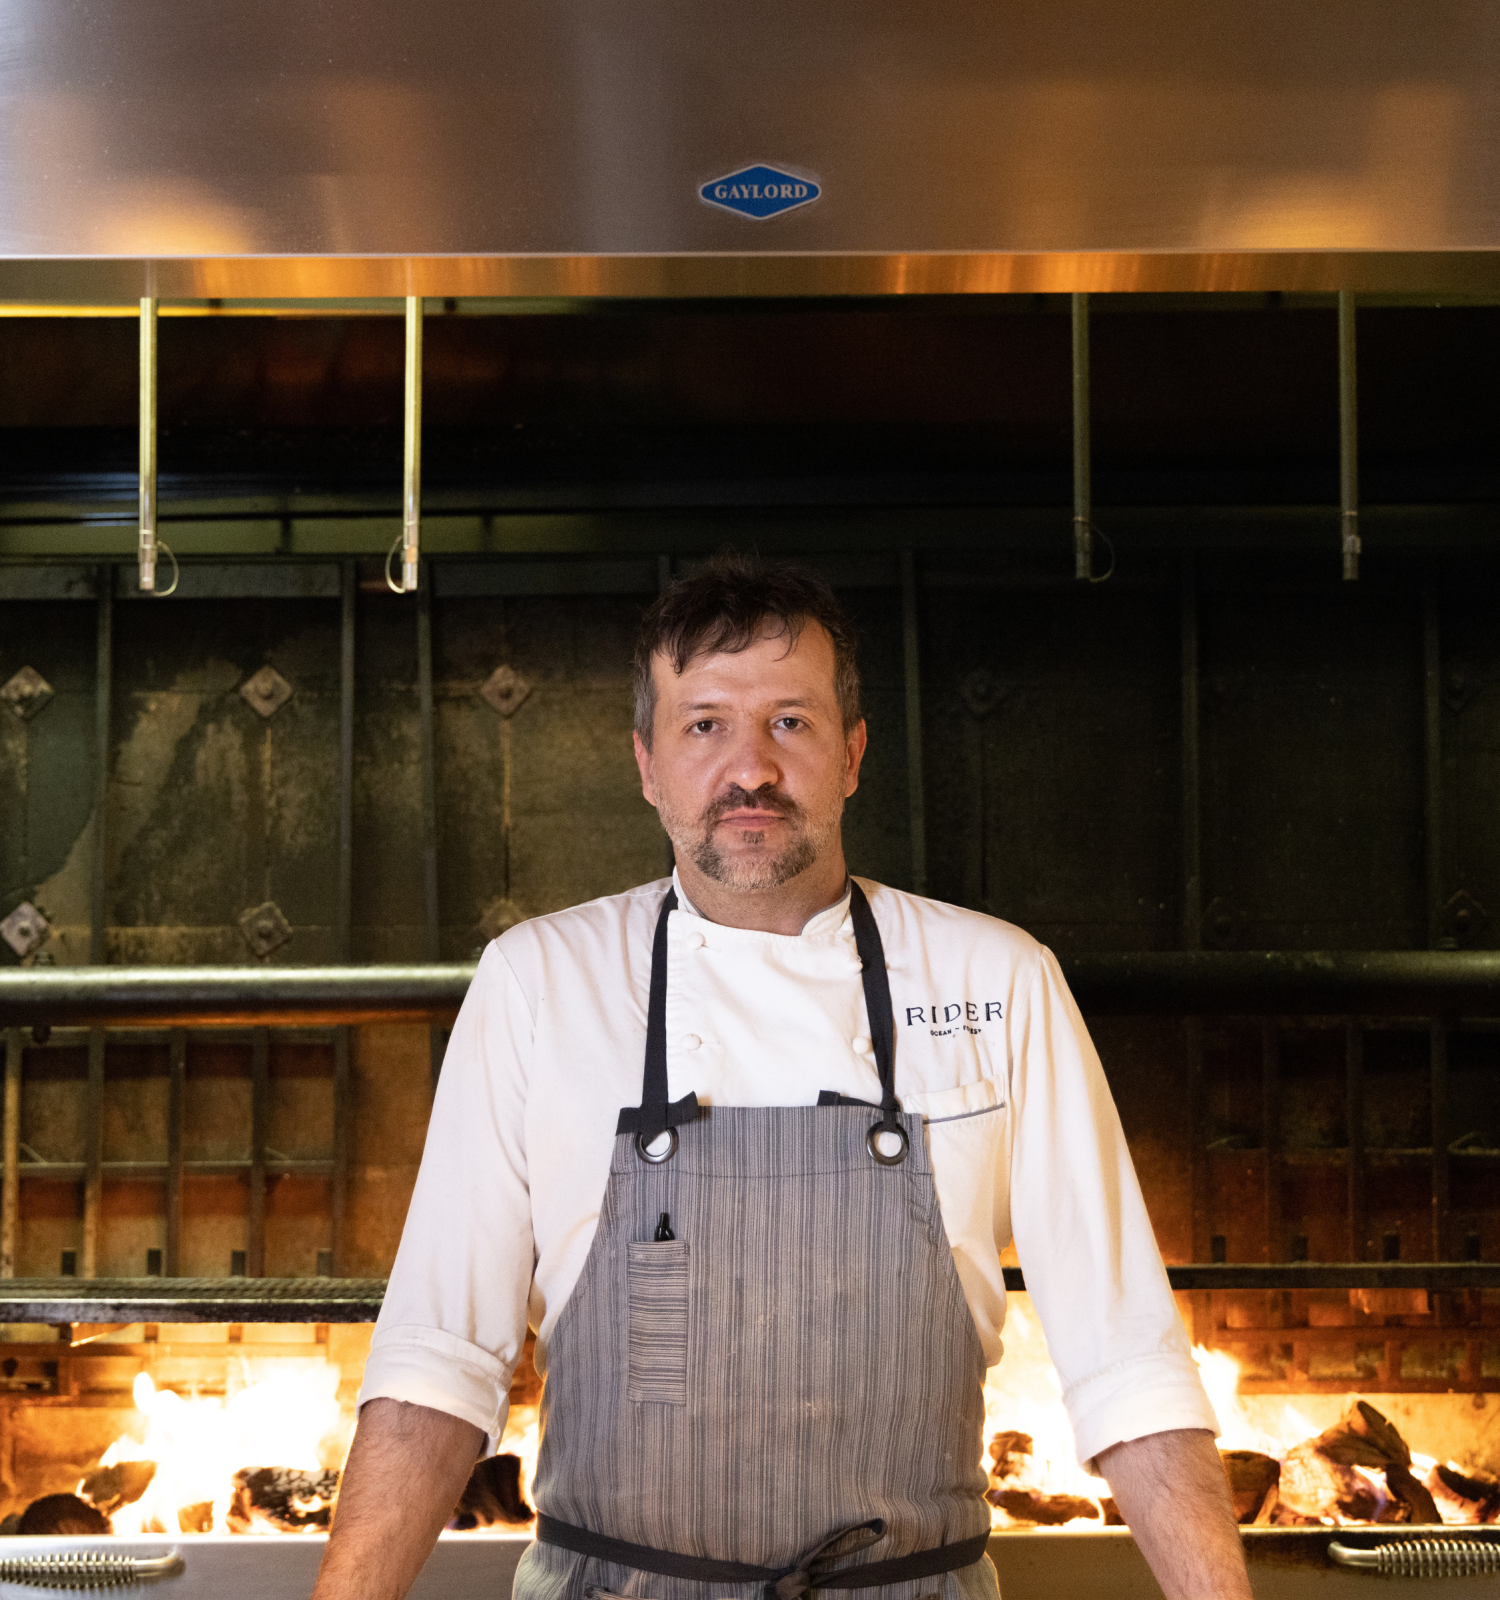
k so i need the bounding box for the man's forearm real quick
[1097,1428,1252,1600]
[312,1398,484,1600]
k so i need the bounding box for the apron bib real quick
[518,884,995,1600]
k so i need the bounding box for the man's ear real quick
[844,718,869,798]
[633,730,658,807]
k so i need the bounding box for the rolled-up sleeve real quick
[359,942,536,1441]
[1005,948,1218,1472]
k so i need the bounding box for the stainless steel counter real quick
[1,1529,1496,1600]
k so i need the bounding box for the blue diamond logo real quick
[699,164,821,220]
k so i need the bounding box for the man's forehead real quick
[652,622,836,699]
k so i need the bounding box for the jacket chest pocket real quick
[626,1240,689,1405]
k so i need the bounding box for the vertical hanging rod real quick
[135,298,175,595]
[1338,289,1360,581]
[1071,292,1091,581]
[388,295,424,594]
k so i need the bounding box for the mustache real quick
[703,784,805,826]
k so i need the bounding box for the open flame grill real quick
[0,968,1493,1595]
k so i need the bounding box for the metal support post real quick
[1431,1020,1450,1262]
[82,1031,104,1279]
[331,1028,351,1277]
[1262,1024,1282,1261]
[1424,583,1444,947]
[247,1029,268,1277]
[333,562,356,1275]
[1181,554,1202,950]
[1346,1024,1366,1260]
[417,565,444,1084]
[337,562,356,963]
[1,1030,19,1278]
[165,1030,184,1277]
[91,574,112,965]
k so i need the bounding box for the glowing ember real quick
[1190,1345,1500,1527]
[980,1298,1500,1529]
[982,1298,1109,1527]
[87,1368,344,1535]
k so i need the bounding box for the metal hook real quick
[153,540,180,597]
[1080,519,1115,584]
[384,531,408,595]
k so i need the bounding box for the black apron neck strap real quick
[617,880,900,1149]
[847,881,899,1129]
[617,887,700,1147]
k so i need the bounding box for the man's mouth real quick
[718,809,784,828]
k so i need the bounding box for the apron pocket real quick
[626,1239,689,1404]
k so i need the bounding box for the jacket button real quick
[853,1036,873,1054]
[681,1034,702,1051]
[685,931,705,950]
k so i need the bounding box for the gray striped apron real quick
[516,883,995,1600]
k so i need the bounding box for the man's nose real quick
[723,727,782,794]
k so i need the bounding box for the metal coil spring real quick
[1329,1537,1500,1577]
[0,1549,182,1589]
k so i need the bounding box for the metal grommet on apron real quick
[523,882,995,1600]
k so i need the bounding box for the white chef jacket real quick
[360,874,1217,1472]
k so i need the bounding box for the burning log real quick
[1278,1441,1380,1523]
[227,1467,341,1533]
[985,1488,1100,1526]
[984,1429,1101,1525]
[1430,1464,1500,1525]
[448,1454,534,1529]
[1218,1450,1280,1523]
[988,1431,1034,1479]
[14,1494,111,1536]
[77,1460,156,1518]
[1311,1401,1442,1525]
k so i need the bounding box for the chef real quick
[312,555,1252,1600]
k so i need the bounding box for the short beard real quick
[658,782,844,893]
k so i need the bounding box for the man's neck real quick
[673,852,851,935]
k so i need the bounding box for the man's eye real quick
[777,717,804,730]
[690,720,716,734]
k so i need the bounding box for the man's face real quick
[633,622,867,893]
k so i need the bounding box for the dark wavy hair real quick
[633,553,861,750]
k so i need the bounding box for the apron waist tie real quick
[537,1513,990,1598]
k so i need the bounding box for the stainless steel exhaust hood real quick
[3,0,1500,300]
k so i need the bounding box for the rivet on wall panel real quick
[238,665,293,719]
[0,904,51,962]
[958,670,1005,719]
[238,901,293,959]
[479,664,533,719]
[0,667,53,721]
